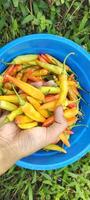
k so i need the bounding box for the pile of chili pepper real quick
[0,53,82,153]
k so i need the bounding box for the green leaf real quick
[43,180,52,186]
[28,184,33,200]
[79,13,88,31]
[33,2,39,15]
[12,0,19,7]
[41,172,52,180]
[12,19,18,31]
[61,0,65,4]
[22,15,34,25]
[19,3,30,16]
[38,0,48,10]
[0,17,6,31]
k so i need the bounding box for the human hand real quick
[0,106,67,175]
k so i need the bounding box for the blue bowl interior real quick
[0,34,90,170]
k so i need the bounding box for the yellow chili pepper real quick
[36,60,62,74]
[6,75,44,101]
[0,75,3,87]
[59,133,70,147]
[40,100,57,111]
[68,80,78,87]
[0,100,17,111]
[6,107,23,122]
[0,95,19,104]
[45,54,70,71]
[3,89,15,95]
[17,122,38,129]
[13,54,38,64]
[64,108,79,119]
[32,69,48,76]
[22,102,45,122]
[27,96,49,118]
[44,144,66,153]
[27,96,40,109]
[12,86,45,122]
[0,94,27,104]
[15,115,33,124]
[68,86,78,101]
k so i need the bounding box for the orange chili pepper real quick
[45,94,59,103]
[28,76,42,82]
[41,54,51,63]
[68,74,75,81]
[4,65,22,83]
[6,75,44,101]
[3,64,15,82]
[67,117,77,126]
[42,115,55,127]
[38,55,48,63]
[11,64,22,75]
[22,69,33,82]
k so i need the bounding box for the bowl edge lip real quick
[16,144,90,170]
[0,33,90,61]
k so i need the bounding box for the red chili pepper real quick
[68,103,76,109]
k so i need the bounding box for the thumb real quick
[46,106,67,144]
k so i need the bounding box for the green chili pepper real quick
[39,86,60,95]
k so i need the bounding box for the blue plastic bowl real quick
[0,34,90,170]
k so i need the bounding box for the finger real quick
[46,106,67,144]
[54,106,65,123]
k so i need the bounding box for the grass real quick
[0,0,90,199]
